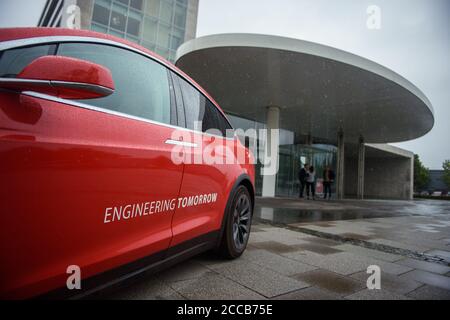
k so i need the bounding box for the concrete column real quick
[262,106,280,197]
[409,155,414,200]
[76,0,94,29]
[336,130,345,199]
[357,137,365,199]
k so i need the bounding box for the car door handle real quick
[165,139,198,148]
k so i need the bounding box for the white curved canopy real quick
[176,33,434,144]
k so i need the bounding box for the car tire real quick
[218,185,253,259]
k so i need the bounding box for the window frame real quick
[172,70,233,138]
[55,41,176,126]
[0,43,58,78]
[0,36,235,140]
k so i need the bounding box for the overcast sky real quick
[0,0,448,169]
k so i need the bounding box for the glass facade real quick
[276,144,337,198]
[90,0,192,62]
[227,114,337,198]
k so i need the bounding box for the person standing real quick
[323,166,335,200]
[298,164,309,198]
[306,165,316,200]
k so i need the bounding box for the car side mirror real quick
[0,55,115,99]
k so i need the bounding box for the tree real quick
[443,160,450,189]
[414,154,430,192]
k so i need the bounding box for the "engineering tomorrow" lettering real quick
[104,193,218,224]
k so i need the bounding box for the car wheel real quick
[218,185,253,259]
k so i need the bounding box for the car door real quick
[0,42,183,298]
[168,72,235,246]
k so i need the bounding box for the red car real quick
[0,28,255,299]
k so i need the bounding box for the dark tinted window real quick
[110,5,127,32]
[130,0,143,10]
[92,3,110,25]
[0,45,55,78]
[177,74,232,136]
[58,43,172,124]
[127,17,141,36]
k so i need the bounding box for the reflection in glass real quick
[92,3,110,25]
[110,3,127,32]
[160,0,173,23]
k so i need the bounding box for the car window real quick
[175,73,232,137]
[57,43,172,125]
[0,44,56,78]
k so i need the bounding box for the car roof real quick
[0,27,226,115]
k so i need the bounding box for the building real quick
[175,34,434,200]
[38,0,199,62]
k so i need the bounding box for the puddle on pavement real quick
[295,243,343,255]
[293,270,364,295]
[254,206,408,224]
[251,241,303,253]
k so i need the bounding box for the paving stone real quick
[292,224,342,234]
[283,251,412,276]
[400,270,450,291]
[406,285,450,300]
[396,258,450,275]
[157,260,216,283]
[295,243,343,255]
[251,225,268,232]
[248,230,309,246]
[303,237,341,247]
[208,260,310,298]
[99,276,185,300]
[425,250,450,263]
[273,286,343,300]
[334,244,403,262]
[345,289,411,300]
[248,232,273,244]
[291,269,364,296]
[338,233,376,240]
[368,238,430,252]
[242,249,317,276]
[282,251,363,275]
[251,241,304,254]
[170,273,265,300]
[350,271,422,295]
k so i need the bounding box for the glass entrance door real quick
[276,144,337,198]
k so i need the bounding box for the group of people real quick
[298,164,335,200]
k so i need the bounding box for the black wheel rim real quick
[232,193,251,250]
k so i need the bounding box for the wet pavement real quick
[254,197,450,265]
[93,197,450,300]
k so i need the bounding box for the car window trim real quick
[0,43,58,78]
[167,68,178,126]
[174,71,233,137]
[169,70,186,129]
[0,36,235,140]
[56,42,174,127]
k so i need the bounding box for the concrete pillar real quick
[262,106,280,197]
[336,130,345,199]
[357,137,365,199]
[409,155,414,200]
[76,0,94,29]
